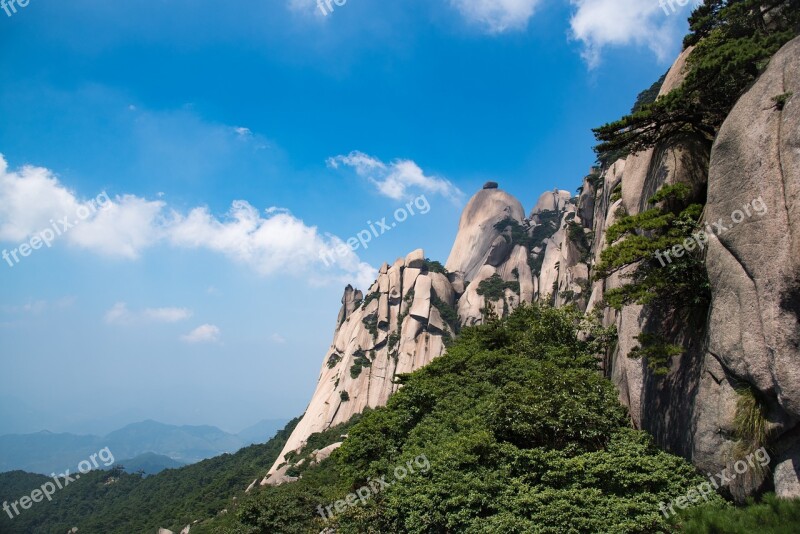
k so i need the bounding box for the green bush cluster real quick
[595,183,709,312]
[327,353,342,369]
[350,349,372,379]
[674,493,800,533]
[494,213,563,276]
[476,274,520,302]
[217,304,723,533]
[421,258,448,274]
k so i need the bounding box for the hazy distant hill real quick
[0,419,299,534]
[0,418,288,475]
[236,418,288,445]
[117,452,185,475]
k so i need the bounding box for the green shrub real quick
[221,304,725,534]
[362,314,379,340]
[595,183,709,312]
[476,274,520,302]
[628,333,684,376]
[327,353,342,369]
[773,91,793,111]
[610,183,623,203]
[567,220,593,262]
[422,258,448,274]
[431,293,460,334]
[350,350,371,379]
[361,291,381,309]
[673,493,800,533]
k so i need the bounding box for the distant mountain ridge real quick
[0,418,288,475]
[116,452,185,476]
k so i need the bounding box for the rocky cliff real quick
[263,37,800,499]
[263,181,584,484]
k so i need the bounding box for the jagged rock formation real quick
[264,179,631,485]
[262,37,799,500]
[263,249,460,485]
[264,183,604,484]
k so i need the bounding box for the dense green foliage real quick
[593,0,800,161]
[358,291,381,311]
[476,273,520,302]
[567,220,593,262]
[422,258,448,274]
[631,73,668,114]
[674,493,800,533]
[0,419,299,533]
[350,349,372,379]
[628,333,685,376]
[595,183,709,312]
[327,352,342,369]
[594,184,708,374]
[208,305,723,533]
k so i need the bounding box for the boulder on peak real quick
[530,189,572,217]
[405,248,425,269]
[483,181,499,189]
[445,188,525,281]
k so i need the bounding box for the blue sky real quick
[0,0,695,435]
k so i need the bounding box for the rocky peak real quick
[263,248,459,485]
[445,184,526,281]
[263,184,594,485]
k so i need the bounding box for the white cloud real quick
[143,307,193,323]
[70,195,168,259]
[449,0,541,33]
[569,0,698,68]
[167,200,373,278]
[288,0,541,32]
[0,157,82,243]
[270,333,287,344]
[105,302,192,325]
[0,154,375,287]
[105,302,134,325]
[182,324,221,344]
[327,151,463,203]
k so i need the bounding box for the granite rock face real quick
[264,250,458,484]
[262,39,800,500]
[701,36,800,498]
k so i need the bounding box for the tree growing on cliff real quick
[593,0,800,163]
